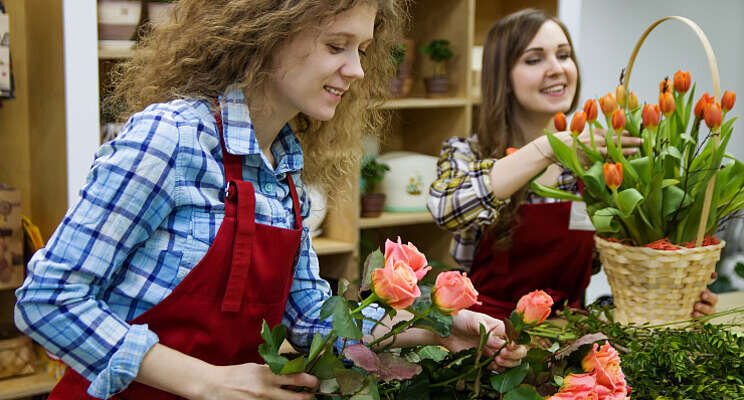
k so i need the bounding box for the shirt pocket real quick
[181,211,223,282]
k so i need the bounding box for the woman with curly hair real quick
[16,1,525,399]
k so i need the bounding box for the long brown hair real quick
[110,0,408,197]
[477,8,580,246]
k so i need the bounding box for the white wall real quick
[560,0,744,303]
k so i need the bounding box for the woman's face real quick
[509,20,577,118]
[268,3,376,121]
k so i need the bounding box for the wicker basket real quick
[0,334,36,379]
[596,236,725,324]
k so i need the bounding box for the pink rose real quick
[385,237,431,280]
[546,372,599,399]
[371,261,421,309]
[515,289,554,324]
[582,341,628,393]
[432,271,482,315]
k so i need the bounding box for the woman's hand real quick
[203,363,318,400]
[438,309,527,369]
[543,128,642,165]
[692,288,718,317]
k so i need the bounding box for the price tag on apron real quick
[568,201,595,231]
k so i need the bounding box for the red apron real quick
[49,109,303,399]
[468,201,595,320]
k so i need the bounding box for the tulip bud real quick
[554,112,567,131]
[722,90,736,113]
[659,92,676,117]
[505,147,518,156]
[673,70,691,93]
[611,108,626,131]
[694,93,714,118]
[570,111,587,136]
[642,104,660,130]
[599,93,617,116]
[616,85,627,107]
[659,77,672,94]
[583,99,598,122]
[603,162,623,190]
[704,102,722,129]
[628,92,639,110]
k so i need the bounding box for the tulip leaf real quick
[503,385,544,400]
[582,162,612,204]
[529,180,582,202]
[546,132,583,177]
[576,139,603,164]
[490,362,530,393]
[311,350,345,380]
[591,207,623,234]
[662,179,680,188]
[662,185,692,219]
[279,354,306,375]
[617,188,644,216]
[361,248,384,291]
[629,156,651,185]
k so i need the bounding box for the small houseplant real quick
[532,16,742,324]
[388,39,415,98]
[419,39,453,98]
[360,156,390,218]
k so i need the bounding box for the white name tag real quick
[568,201,595,231]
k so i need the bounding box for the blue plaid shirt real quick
[15,86,383,399]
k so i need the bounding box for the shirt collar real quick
[218,85,304,174]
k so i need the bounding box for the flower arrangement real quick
[533,70,741,248]
[258,238,638,399]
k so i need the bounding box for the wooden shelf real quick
[0,370,57,400]
[379,97,469,109]
[312,237,356,255]
[98,40,135,59]
[359,212,434,229]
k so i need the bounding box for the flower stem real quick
[429,354,498,388]
[367,306,429,348]
[350,292,379,316]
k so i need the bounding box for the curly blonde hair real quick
[111,0,408,196]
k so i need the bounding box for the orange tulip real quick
[603,162,623,190]
[694,93,714,118]
[722,90,736,113]
[505,147,518,156]
[583,99,598,122]
[659,77,672,94]
[673,70,691,93]
[554,112,567,131]
[659,91,676,117]
[599,93,617,116]
[704,102,722,130]
[615,85,627,107]
[628,91,639,110]
[642,104,661,129]
[570,111,587,136]
[611,108,626,131]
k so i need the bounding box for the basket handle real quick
[620,16,721,247]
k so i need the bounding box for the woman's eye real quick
[525,58,541,65]
[328,44,344,53]
[358,49,367,57]
[558,53,571,60]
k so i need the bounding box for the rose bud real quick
[600,93,617,116]
[583,99,598,122]
[642,103,661,130]
[673,70,691,93]
[659,91,676,117]
[505,147,518,156]
[628,91,639,110]
[385,237,431,280]
[516,289,553,324]
[570,111,587,137]
[659,77,672,94]
[611,108,626,131]
[371,261,421,309]
[554,112,567,131]
[694,93,714,118]
[603,162,623,190]
[704,102,722,130]
[432,271,482,316]
[616,85,627,107]
[722,90,736,113]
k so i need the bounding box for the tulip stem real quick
[589,123,597,153]
[367,306,430,349]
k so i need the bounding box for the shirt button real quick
[264,183,273,192]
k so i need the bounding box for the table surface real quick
[710,291,744,332]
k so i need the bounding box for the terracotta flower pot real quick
[361,193,386,218]
[424,76,449,98]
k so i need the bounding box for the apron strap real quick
[286,174,303,229]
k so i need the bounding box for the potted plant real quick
[388,39,415,98]
[419,39,453,98]
[532,17,742,324]
[360,156,390,218]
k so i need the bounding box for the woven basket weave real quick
[595,236,724,324]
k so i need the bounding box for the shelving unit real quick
[0,370,57,400]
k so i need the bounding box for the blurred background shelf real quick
[0,370,57,400]
[98,40,135,59]
[379,97,469,109]
[359,212,434,229]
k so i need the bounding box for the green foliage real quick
[390,43,406,69]
[360,156,390,195]
[419,39,453,77]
